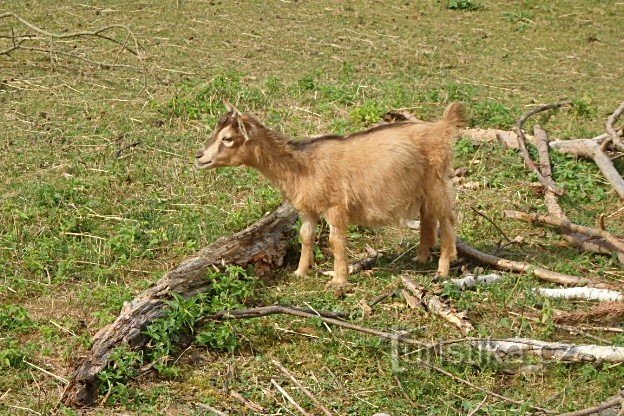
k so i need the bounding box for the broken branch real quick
[534,287,623,302]
[456,238,597,286]
[605,101,624,152]
[402,276,474,335]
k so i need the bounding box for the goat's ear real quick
[223,100,241,116]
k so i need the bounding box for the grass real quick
[1,0,624,414]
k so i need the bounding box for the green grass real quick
[1,0,624,414]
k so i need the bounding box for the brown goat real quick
[196,102,467,288]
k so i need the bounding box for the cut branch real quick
[450,273,504,289]
[473,338,624,363]
[556,389,624,416]
[402,276,474,335]
[61,203,299,407]
[553,302,624,325]
[503,210,624,255]
[534,287,623,302]
[456,238,598,287]
[534,125,624,264]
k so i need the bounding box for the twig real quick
[411,357,555,414]
[272,359,334,416]
[271,378,313,416]
[605,101,624,152]
[229,391,266,413]
[553,302,624,324]
[196,402,228,416]
[516,101,571,195]
[555,389,624,416]
[470,207,512,243]
[402,276,474,336]
[202,305,432,347]
[456,238,597,286]
[503,210,624,254]
[24,360,68,385]
[5,405,41,415]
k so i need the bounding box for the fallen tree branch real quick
[503,210,624,255]
[61,203,299,407]
[605,101,624,152]
[534,126,624,264]
[450,273,504,289]
[202,305,431,347]
[556,389,624,416]
[534,287,623,302]
[456,238,598,286]
[473,338,624,363]
[550,138,624,200]
[515,101,572,195]
[553,302,624,324]
[402,276,474,335]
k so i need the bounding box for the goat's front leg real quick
[325,208,349,288]
[294,214,318,277]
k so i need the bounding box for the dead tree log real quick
[61,203,299,408]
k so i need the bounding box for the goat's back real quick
[297,119,458,225]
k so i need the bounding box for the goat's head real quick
[195,101,261,169]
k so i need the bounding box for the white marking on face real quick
[218,125,236,147]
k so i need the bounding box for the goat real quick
[196,101,468,288]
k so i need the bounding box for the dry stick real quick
[503,210,624,254]
[271,359,334,416]
[196,402,228,416]
[412,357,555,414]
[401,276,474,336]
[534,125,624,264]
[229,391,266,413]
[550,138,624,200]
[271,379,313,416]
[0,12,147,90]
[554,390,624,416]
[604,100,624,152]
[203,305,432,347]
[456,238,596,286]
[516,101,572,195]
[553,302,624,325]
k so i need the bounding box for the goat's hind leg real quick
[415,204,436,264]
[294,214,318,277]
[324,208,349,288]
[436,212,457,278]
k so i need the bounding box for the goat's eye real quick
[222,136,233,143]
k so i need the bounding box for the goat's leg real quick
[436,212,457,278]
[416,204,436,263]
[325,208,349,288]
[294,214,318,277]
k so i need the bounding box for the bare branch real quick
[605,101,624,152]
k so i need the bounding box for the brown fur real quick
[196,102,468,287]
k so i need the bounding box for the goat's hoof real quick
[434,270,449,281]
[325,278,350,290]
[293,268,309,278]
[414,254,431,264]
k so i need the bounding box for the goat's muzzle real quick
[195,149,205,159]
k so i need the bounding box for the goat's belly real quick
[348,200,421,227]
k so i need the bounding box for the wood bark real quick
[534,287,623,302]
[451,273,504,289]
[61,203,299,407]
[473,338,624,363]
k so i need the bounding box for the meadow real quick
[1,1,624,414]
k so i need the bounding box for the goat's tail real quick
[441,102,468,134]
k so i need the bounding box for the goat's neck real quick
[247,130,308,196]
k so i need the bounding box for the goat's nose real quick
[195,150,204,159]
